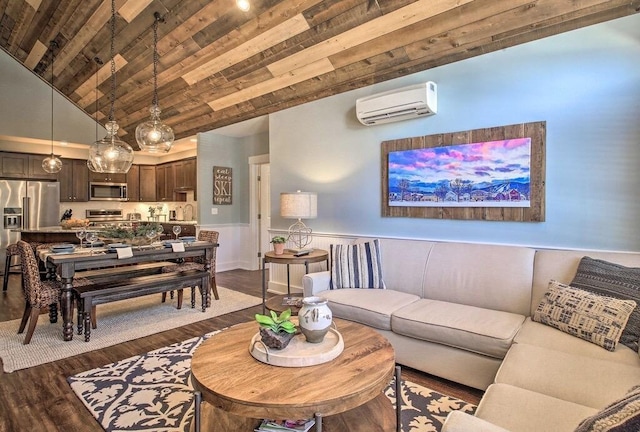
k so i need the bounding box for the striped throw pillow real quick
[330,239,385,289]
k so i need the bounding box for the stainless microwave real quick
[89,182,128,201]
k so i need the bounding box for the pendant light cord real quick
[94,57,103,140]
[152,13,161,107]
[109,0,117,122]
[50,41,55,153]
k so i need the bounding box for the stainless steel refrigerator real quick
[1,180,60,272]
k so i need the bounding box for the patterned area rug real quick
[69,332,476,432]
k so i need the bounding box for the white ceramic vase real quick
[298,296,332,343]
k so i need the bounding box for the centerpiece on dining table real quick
[98,223,164,247]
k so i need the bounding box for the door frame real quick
[248,154,269,271]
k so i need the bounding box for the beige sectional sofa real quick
[301,239,640,431]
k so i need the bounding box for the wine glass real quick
[172,225,182,240]
[146,228,158,246]
[86,232,98,255]
[75,229,86,248]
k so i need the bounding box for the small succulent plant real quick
[255,309,296,334]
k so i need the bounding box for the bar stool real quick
[3,243,20,291]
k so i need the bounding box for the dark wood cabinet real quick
[58,159,89,202]
[174,157,197,200]
[89,171,127,183]
[128,165,156,202]
[156,163,177,201]
[0,152,30,178]
[139,165,156,201]
[29,154,59,179]
[127,165,140,201]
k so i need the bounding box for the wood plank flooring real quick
[0,269,483,431]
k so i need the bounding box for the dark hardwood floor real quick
[0,269,483,431]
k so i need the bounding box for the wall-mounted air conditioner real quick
[355,82,437,126]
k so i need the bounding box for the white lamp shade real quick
[280,192,317,219]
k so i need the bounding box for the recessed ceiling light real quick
[60,140,68,146]
[190,138,197,143]
[236,0,250,12]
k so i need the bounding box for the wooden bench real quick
[73,269,209,342]
[75,261,173,283]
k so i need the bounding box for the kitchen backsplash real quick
[60,192,197,223]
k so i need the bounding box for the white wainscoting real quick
[198,224,254,273]
[264,233,356,295]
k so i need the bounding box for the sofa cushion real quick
[571,257,640,352]
[495,343,640,409]
[330,239,384,289]
[391,299,525,359]
[574,385,640,432]
[515,318,640,367]
[532,280,636,351]
[318,288,420,330]
[476,383,598,432]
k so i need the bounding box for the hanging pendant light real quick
[42,41,63,174]
[88,0,133,173]
[135,12,174,153]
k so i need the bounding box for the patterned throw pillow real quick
[571,257,640,352]
[330,239,385,289]
[533,280,636,351]
[574,385,640,432]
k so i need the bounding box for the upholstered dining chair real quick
[161,230,219,307]
[16,241,92,344]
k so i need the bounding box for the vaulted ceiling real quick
[1,0,638,150]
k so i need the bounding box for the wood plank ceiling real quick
[1,0,638,150]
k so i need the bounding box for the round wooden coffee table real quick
[190,319,396,431]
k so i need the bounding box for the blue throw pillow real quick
[330,239,385,289]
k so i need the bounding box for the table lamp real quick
[280,191,317,252]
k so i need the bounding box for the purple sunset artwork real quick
[388,138,532,207]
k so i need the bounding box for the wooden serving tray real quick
[249,328,344,367]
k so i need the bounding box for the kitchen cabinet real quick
[29,154,60,179]
[127,165,156,202]
[127,165,140,201]
[89,171,127,183]
[58,158,89,202]
[0,152,57,179]
[174,157,197,200]
[0,152,29,178]
[155,163,176,201]
[139,165,156,201]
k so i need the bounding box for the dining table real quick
[39,241,216,341]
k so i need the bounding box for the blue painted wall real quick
[270,14,640,251]
[198,131,269,224]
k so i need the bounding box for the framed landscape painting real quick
[381,121,545,222]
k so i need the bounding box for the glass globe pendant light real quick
[42,41,62,174]
[88,0,133,173]
[135,12,174,153]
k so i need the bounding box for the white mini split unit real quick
[355,81,437,126]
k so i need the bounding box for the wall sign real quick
[213,166,232,205]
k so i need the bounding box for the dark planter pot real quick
[259,327,295,350]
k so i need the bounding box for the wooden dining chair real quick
[3,243,20,291]
[161,230,219,307]
[16,241,92,344]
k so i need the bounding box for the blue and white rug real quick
[68,332,476,432]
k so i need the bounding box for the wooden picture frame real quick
[381,121,545,222]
